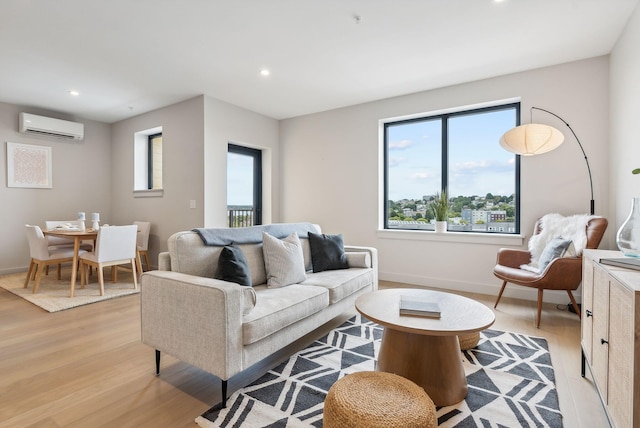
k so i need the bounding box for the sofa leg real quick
[155,350,161,375]
[221,380,228,408]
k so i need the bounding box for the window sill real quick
[133,189,164,198]
[377,229,525,246]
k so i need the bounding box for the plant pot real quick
[617,197,640,257]
[435,221,447,233]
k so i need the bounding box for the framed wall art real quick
[6,142,52,188]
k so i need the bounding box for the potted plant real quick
[431,190,449,233]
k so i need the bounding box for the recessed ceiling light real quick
[69,90,80,96]
[260,69,270,77]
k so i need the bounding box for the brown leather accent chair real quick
[493,217,608,328]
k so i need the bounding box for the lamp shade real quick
[499,123,564,156]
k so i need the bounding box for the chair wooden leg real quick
[57,263,62,280]
[33,263,45,294]
[131,259,138,289]
[143,252,150,271]
[567,290,581,319]
[45,265,49,276]
[80,261,86,287]
[24,260,35,288]
[136,252,143,275]
[494,281,507,308]
[536,288,543,328]
[98,266,105,296]
[112,266,117,283]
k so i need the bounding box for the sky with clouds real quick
[227,108,517,206]
[387,108,516,201]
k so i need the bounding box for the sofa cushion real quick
[309,232,349,273]
[237,244,268,286]
[262,232,307,288]
[345,252,371,268]
[215,245,252,286]
[242,284,329,345]
[242,286,257,316]
[302,268,374,305]
[167,225,321,282]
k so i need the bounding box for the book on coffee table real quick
[399,295,441,318]
[599,257,640,271]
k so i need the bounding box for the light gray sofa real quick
[140,223,377,406]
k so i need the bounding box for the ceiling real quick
[0,0,637,124]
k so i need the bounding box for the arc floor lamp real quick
[499,107,595,215]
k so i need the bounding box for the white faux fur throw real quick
[524,213,599,271]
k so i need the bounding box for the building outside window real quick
[383,102,520,234]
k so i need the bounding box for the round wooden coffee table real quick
[355,288,495,406]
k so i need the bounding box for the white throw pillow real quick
[262,232,307,288]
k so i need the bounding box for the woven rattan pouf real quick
[458,331,480,350]
[323,371,437,428]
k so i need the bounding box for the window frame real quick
[147,132,162,190]
[382,102,521,235]
[133,126,163,198]
[228,143,263,226]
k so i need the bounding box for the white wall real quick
[610,2,640,230]
[203,96,280,227]
[109,95,280,266]
[110,97,206,267]
[280,57,611,304]
[0,103,112,275]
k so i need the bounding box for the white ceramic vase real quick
[617,197,640,257]
[435,221,447,233]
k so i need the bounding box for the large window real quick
[384,102,520,234]
[227,144,262,227]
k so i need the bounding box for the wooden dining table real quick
[43,228,98,297]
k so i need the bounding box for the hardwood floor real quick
[0,279,609,428]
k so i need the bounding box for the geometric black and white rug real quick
[196,314,562,427]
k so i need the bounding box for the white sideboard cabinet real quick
[582,249,640,428]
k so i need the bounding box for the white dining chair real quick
[44,220,94,275]
[79,225,138,295]
[133,221,151,273]
[24,224,87,293]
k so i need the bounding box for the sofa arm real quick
[344,245,378,290]
[140,270,245,380]
[158,252,171,271]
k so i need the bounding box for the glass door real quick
[227,144,262,227]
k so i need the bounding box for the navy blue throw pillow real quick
[215,245,252,286]
[308,232,349,273]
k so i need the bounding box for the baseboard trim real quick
[379,271,580,305]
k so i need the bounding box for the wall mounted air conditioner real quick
[19,112,84,141]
